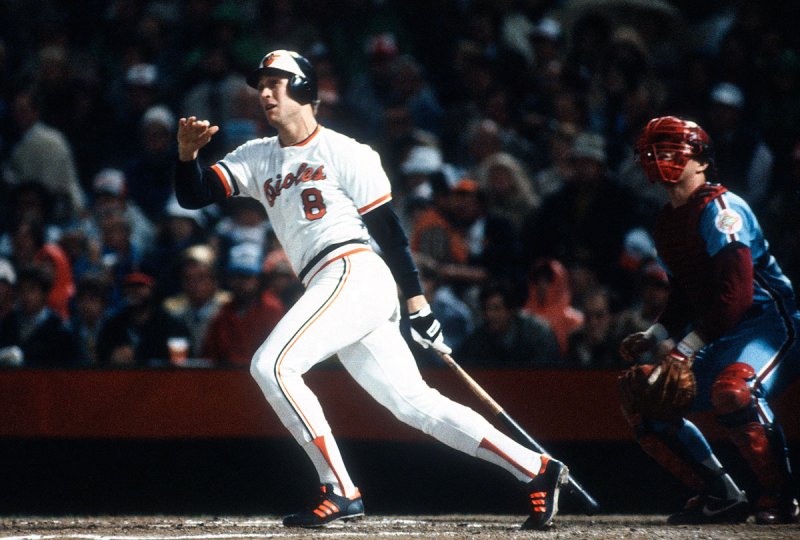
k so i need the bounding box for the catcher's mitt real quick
[618,357,697,421]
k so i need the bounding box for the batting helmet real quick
[634,116,714,184]
[246,50,318,106]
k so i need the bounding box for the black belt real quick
[297,239,370,282]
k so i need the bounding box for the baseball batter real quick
[174,50,567,530]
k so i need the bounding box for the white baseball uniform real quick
[189,125,545,498]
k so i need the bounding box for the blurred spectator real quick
[521,132,647,298]
[416,256,474,357]
[4,86,85,222]
[142,196,208,298]
[210,197,270,273]
[261,243,302,311]
[705,82,774,208]
[0,264,80,367]
[0,181,63,250]
[0,259,16,322]
[613,259,670,347]
[202,243,284,367]
[390,54,444,137]
[474,151,540,231]
[394,144,444,229]
[531,124,577,201]
[123,104,178,221]
[522,258,585,358]
[343,32,401,142]
[97,211,141,310]
[456,281,560,366]
[95,271,191,367]
[3,216,74,320]
[566,286,619,368]
[162,245,231,359]
[109,63,163,159]
[181,45,252,162]
[69,272,113,366]
[80,168,155,258]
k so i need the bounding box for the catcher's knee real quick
[711,362,756,423]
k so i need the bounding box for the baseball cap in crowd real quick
[227,243,263,275]
[123,271,156,288]
[530,18,561,41]
[366,32,399,60]
[92,168,127,197]
[142,105,175,130]
[401,145,443,176]
[126,63,158,87]
[569,132,607,163]
[0,258,16,285]
[451,178,480,193]
[710,82,745,109]
[166,196,206,228]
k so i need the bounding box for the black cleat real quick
[282,484,365,528]
[755,495,800,525]
[521,456,569,530]
[667,492,750,525]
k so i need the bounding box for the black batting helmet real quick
[246,49,318,106]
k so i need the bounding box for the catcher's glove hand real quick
[617,354,697,421]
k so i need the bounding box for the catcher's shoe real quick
[282,484,364,528]
[755,494,800,525]
[521,456,569,530]
[666,492,749,525]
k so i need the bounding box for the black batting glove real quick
[409,304,452,354]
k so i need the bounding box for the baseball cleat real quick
[755,495,800,525]
[521,456,569,530]
[666,491,750,525]
[282,484,364,528]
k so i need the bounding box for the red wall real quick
[1,367,798,441]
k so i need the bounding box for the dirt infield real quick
[2,514,799,539]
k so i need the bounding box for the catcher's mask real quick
[247,49,319,106]
[634,116,713,184]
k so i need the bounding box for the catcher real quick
[618,116,800,525]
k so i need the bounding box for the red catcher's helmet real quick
[635,116,713,184]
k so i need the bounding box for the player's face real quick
[257,74,302,127]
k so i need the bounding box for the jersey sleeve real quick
[340,143,393,214]
[211,140,260,199]
[699,192,758,256]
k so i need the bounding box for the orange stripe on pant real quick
[274,258,353,439]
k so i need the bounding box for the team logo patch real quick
[715,208,743,235]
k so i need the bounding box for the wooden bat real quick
[437,352,600,515]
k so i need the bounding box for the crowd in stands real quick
[0,0,799,368]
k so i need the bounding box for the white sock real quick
[475,432,544,483]
[301,434,358,498]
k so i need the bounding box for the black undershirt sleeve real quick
[362,202,423,299]
[174,158,229,209]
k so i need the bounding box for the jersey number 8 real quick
[301,187,327,220]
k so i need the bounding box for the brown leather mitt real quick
[618,357,697,421]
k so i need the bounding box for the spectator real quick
[162,245,231,359]
[705,82,774,209]
[473,151,540,231]
[613,260,671,352]
[80,168,155,258]
[0,259,16,322]
[522,258,585,358]
[521,132,647,298]
[95,271,192,367]
[566,286,619,368]
[210,196,271,273]
[202,243,284,367]
[0,264,80,367]
[123,104,178,221]
[69,272,113,366]
[96,211,141,310]
[4,86,86,223]
[393,144,444,230]
[457,282,560,366]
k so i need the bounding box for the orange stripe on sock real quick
[479,437,536,479]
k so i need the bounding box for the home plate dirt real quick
[1,515,799,539]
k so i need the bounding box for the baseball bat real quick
[437,351,600,515]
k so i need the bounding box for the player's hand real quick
[177,117,220,161]
[409,304,452,354]
[619,331,656,363]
